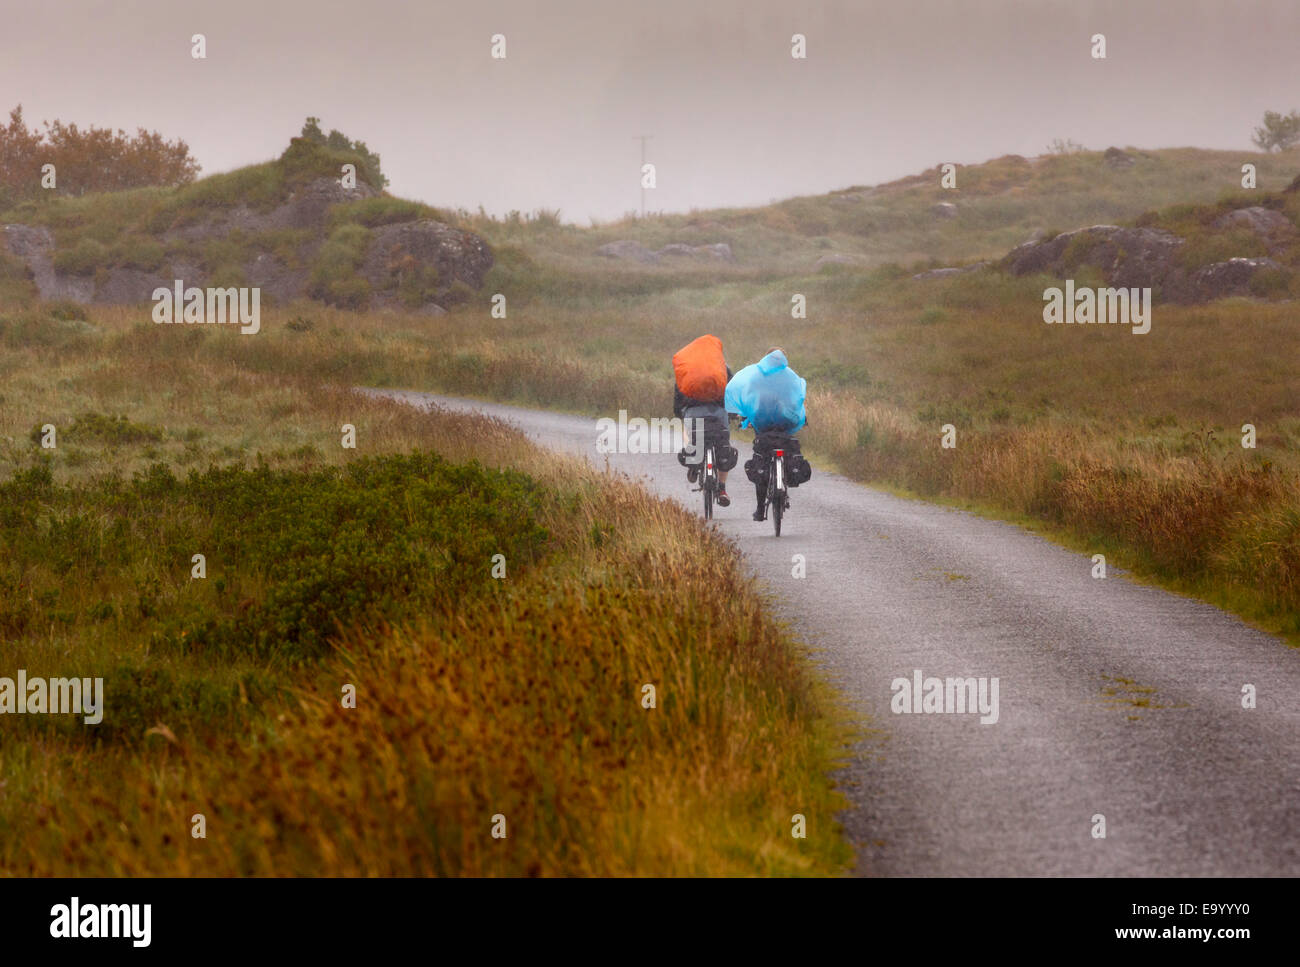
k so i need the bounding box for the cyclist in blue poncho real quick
[724,347,809,520]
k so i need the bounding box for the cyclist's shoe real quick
[716,486,730,507]
[687,466,699,484]
[752,507,766,522]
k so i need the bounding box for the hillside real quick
[5,145,1299,316]
[462,146,1300,277]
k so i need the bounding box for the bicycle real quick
[693,444,719,520]
[762,444,790,536]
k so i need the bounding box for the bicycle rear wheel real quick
[703,477,713,519]
[769,455,784,536]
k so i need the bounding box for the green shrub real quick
[307,223,372,307]
[0,452,552,667]
[113,236,166,271]
[52,238,108,276]
[280,137,379,192]
[28,412,165,446]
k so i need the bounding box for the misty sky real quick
[3,0,1297,222]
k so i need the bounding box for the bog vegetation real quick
[0,301,851,876]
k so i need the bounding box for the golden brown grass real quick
[0,302,853,877]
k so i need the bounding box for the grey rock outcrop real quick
[1000,223,1289,302]
[596,240,658,262]
[1194,257,1283,298]
[1213,207,1295,245]
[2,178,494,309]
[361,219,495,298]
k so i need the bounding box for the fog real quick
[3,0,1296,220]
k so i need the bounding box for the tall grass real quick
[0,301,852,876]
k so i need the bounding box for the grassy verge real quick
[0,301,853,876]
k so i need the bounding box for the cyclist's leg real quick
[683,410,701,482]
[710,415,731,504]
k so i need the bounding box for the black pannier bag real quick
[680,403,731,469]
[748,431,812,487]
[786,452,812,486]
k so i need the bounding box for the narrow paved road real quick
[370,389,1300,876]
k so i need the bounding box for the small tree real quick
[300,116,388,188]
[1251,110,1300,153]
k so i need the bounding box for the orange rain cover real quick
[672,334,727,402]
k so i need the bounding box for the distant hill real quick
[465,146,1295,275]
[3,143,1298,311]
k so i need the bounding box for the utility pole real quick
[633,135,652,218]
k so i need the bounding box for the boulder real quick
[931,202,959,219]
[1002,225,1184,290]
[692,242,734,261]
[361,219,495,297]
[596,240,658,262]
[1194,257,1283,299]
[656,243,696,257]
[999,224,1292,302]
[1213,207,1295,240]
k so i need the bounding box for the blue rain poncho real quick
[724,349,807,433]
